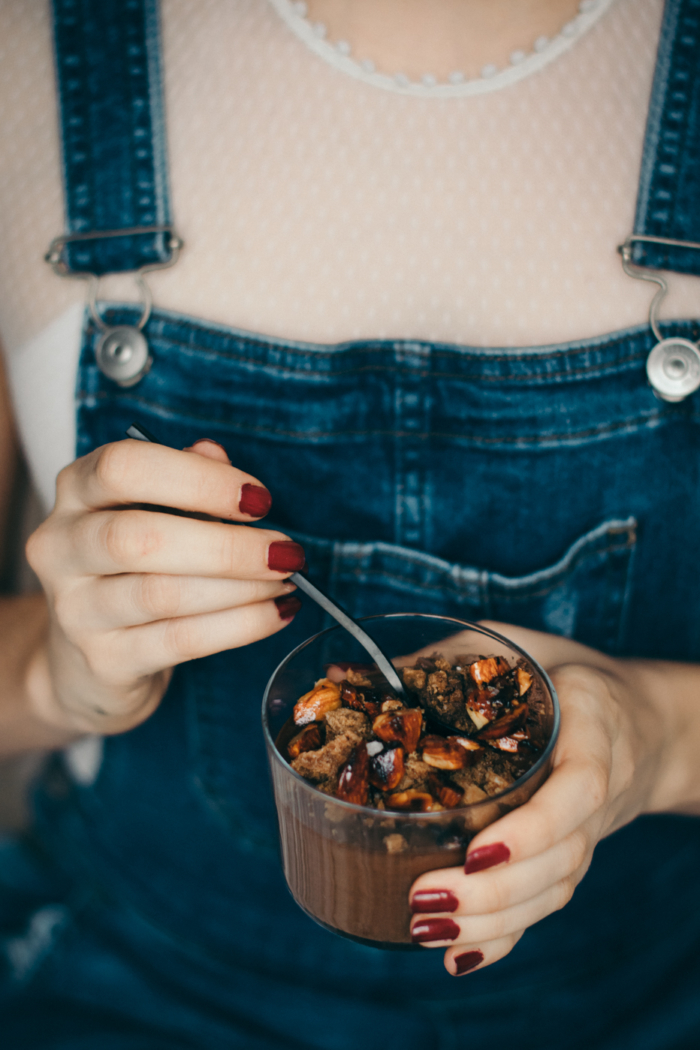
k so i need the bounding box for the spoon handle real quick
[125,422,406,698]
[288,572,405,698]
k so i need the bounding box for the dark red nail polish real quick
[239,483,272,518]
[411,918,460,944]
[465,842,510,874]
[454,950,484,975]
[410,890,459,914]
[268,541,306,573]
[275,595,302,621]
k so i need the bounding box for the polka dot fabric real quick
[0,0,695,362]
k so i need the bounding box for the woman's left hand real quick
[408,623,680,976]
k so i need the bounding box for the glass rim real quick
[262,612,561,820]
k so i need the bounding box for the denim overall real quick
[3,1,700,1046]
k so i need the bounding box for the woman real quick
[1,0,700,1045]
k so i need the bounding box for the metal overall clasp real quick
[619,234,700,403]
[45,225,184,387]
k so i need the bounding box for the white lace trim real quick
[268,0,618,97]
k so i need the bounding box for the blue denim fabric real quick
[633,0,700,274]
[51,0,172,274]
[2,307,700,1046]
[4,0,700,1045]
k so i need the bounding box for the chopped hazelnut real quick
[401,667,426,692]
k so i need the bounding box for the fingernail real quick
[410,890,459,914]
[454,949,484,975]
[464,842,510,874]
[239,483,272,518]
[411,918,460,944]
[191,438,228,454]
[268,541,306,573]
[275,595,302,621]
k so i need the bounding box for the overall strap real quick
[49,0,175,276]
[631,0,700,275]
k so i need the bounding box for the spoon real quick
[125,422,407,699]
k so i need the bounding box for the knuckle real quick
[25,524,50,575]
[136,574,182,619]
[79,633,112,680]
[583,760,610,811]
[566,827,591,871]
[555,876,577,911]
[475,877,511,915]
[220,527,247,576]
[97,511,161,567]
[54,463,75,504]
[162,616,199,662]
[94,441,136,498]
[52,587,79,636]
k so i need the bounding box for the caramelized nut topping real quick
[293,679,342,726]
[385,790,437,812]
[336,743,370,805]
[369,746,405,791]
[490,736,520,753]
[401,667,427,692]
[372,709,423,752]
[468,656,510,686]
[516,667,533,695]
[465,689,497,730]
[287,723,322,759]
[420,736,468,771]
[427,773,463,809]
[477,702,528,741]
[340,682,381,719]
[285,649,547,809]
[452,736,483,752]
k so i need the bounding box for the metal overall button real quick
[95,326,151,386]
[88,272,153,387]
[44,226,185,388]
[646,338,700,403]
[619,236,700,403]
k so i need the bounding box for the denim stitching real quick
[339,541,634,602]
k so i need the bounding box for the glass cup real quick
[263,614,559,949]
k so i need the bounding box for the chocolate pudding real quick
[270,653,554,946]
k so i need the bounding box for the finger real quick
[443,933,522,976]
[453,675,612,868]
[57,509,306,579]
[75,575,296,629]
[58,439,272,521]
[90,596,302,681]
[409,825,592,916]
[184,438,231,464]
[411,878,576,947]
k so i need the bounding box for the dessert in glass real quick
[263,614,559,948]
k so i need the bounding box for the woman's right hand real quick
[25,437,304,738]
